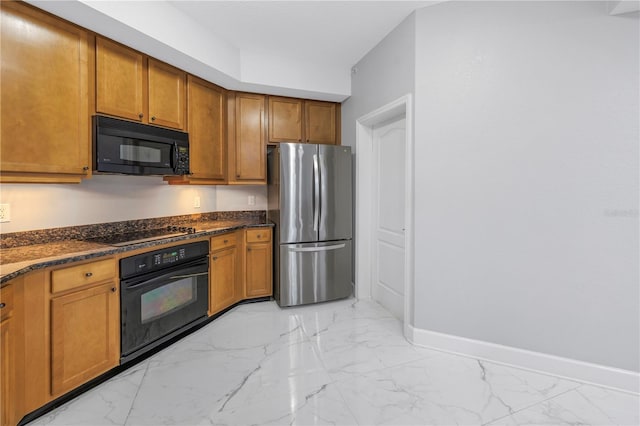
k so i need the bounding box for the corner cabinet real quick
[49,259,119,397]
[268,96,339,145]
[227,92,267,184]
[244,228,273,299]
[165,76,227,185]
[209,227,273,314]
[96,36,186,130]
[0,1,93,183]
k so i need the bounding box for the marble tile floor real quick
[28,298,639,426]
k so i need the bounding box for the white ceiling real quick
[28,0,442,100]
[168,1,440,70]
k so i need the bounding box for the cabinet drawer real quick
[211,233,237,251]
[0,285,13,321]
[246,228,271,243]
[51,259,116,294]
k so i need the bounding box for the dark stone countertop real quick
[0,217,273,285]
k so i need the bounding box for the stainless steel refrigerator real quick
[268,143,353,307]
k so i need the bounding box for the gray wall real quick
[340,13,416,286]
[413,2,639,371]
[341,13,415,151]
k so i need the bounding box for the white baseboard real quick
[407,325,640,395]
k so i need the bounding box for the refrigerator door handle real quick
[288,243,346,253]
[313,154,320,231]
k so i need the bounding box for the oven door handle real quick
[168,272,209,280]
[122,260,208,289]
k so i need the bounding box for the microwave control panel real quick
[175,145,190,175]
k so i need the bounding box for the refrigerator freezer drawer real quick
[278,240,353,307]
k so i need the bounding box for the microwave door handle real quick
[173,142,178,169]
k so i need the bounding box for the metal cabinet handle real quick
[151,116,156,121]
[111,287,117,293]
[83,166,89,171]
[0,303,6,309]
[85,272,93,277]
[213,256,218,261]
[138,113,144,119]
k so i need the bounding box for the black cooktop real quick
[87,226,197,247]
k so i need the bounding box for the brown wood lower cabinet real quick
[245,228,273,299]
[50,281,119,396]
[209,233,242,315]
[209,227,273,314]
[1,284,15,426]
[3,230,273,425]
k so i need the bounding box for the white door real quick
[372,116,405,320]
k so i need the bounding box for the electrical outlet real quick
[194,196,201,209]
[0,204,10,222]
[248,195,256,206]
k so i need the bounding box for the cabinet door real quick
[210,246,238,315]
[245,242,272,298]
[305,101,336,145]
[268,97,303,143]
[148,59,186,130]
[0,2,91,181]
[0,318,13,426]
[50,282,119,396]
[187,76,226,181]
[96,37,145,123]
[231,93,266,183]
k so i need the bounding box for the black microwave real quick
[93,115,190,176]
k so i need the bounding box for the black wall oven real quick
[120,241,209,363]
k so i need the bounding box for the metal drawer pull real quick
[85,272,93,277]
[169,272,209,279]
[111,287,117,293]
[0,303,5,309]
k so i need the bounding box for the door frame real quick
[355,94,414,336]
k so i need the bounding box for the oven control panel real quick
[120,241,209,279]
[152,247,186,266]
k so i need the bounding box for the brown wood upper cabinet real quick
[96,37,186,131]
[227,92,267,184]
[268,96,339,145]
[0,2,93,183]
[165,76,227,185]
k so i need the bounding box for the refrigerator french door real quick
[268,143,353,307]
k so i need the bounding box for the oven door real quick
[120,257,209,362]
